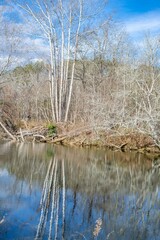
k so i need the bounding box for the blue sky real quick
[1,0,160,28]
[1,0,160,65]
[106,0,160,43]
[110,0,160,15]
[1,0,160,38]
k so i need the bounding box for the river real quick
[0,142,160,240]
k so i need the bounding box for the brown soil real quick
[61,130,158,152]
[0,121,160,153]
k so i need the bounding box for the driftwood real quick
[0,123,110,143]
[33,134,46,140]
[15,126,48,142]
[51,125,108,144]
[0,121,16,141]
[0,122,133,150]
[51,131,86,143]
[51,125,115,144]
[19,128,24,142]
[0,124,98,143]
[52,136,68,143]
[106,142,128,151]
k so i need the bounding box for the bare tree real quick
[16,0,108,122]
[132,35,160,145]
[0,5,22,129]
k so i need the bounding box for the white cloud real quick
[0,4,50,68]
[124,11,160,34]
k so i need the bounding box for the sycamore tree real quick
[16,0,108,122]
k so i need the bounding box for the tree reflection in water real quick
[0,142,160,239]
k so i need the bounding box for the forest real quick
[0,0,160,150]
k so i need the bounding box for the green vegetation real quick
[47,123,57,136]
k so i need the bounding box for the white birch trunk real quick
[59,0,64,121]
[64,8,71,97]
[64,1,83,122]
[49,35,56,121]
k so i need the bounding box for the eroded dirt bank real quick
[0,121,160,154]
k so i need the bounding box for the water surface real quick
[0,142,160,239]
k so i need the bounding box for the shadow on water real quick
[0,142,160,239]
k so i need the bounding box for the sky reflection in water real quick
[0,142,160,240]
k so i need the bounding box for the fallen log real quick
[51,136,68,143]
[106,142,128,150]
[0,121,16,141]
[33,134,46,140]
[51,127,95,144]
[19,128,24,142]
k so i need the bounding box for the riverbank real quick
[52,126,160,154]
[0,121,160,154]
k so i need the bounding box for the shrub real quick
[47,123,57,136]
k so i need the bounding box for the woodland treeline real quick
[0,0,160,144]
